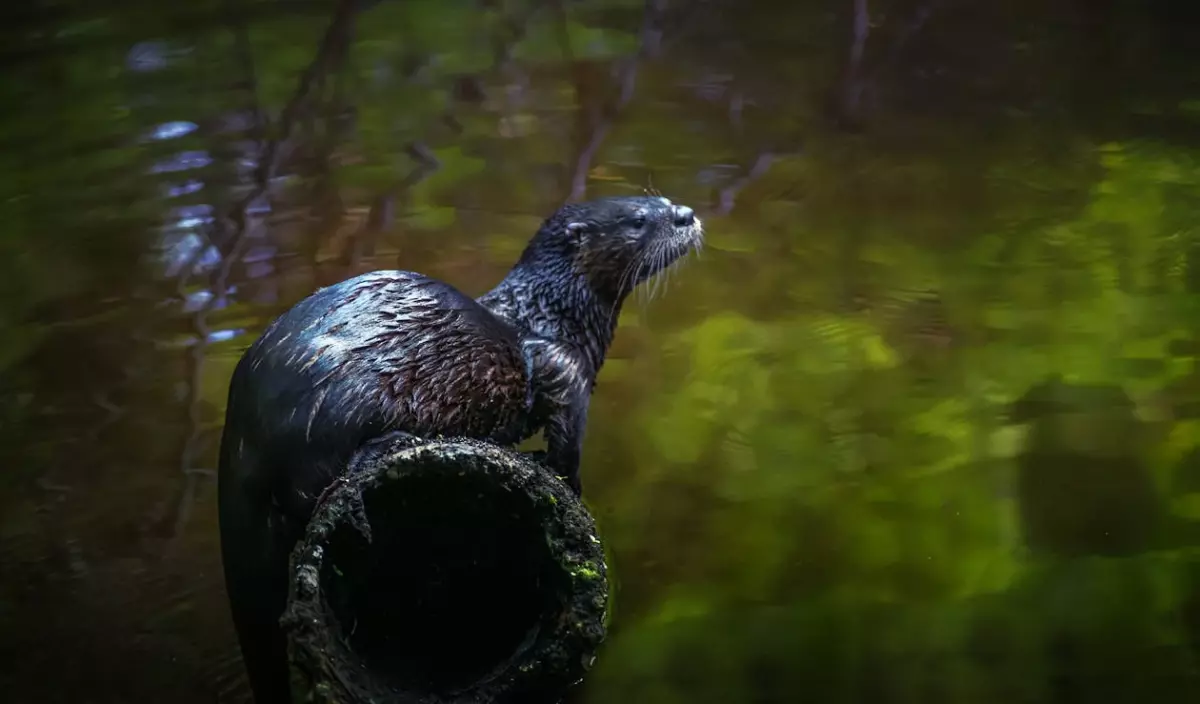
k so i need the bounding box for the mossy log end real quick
[280,432,610,704]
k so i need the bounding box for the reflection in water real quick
[1,0,1200,702]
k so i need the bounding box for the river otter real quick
[218,195,703,703]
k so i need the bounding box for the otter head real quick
[526,195,704,302]
[486,195,704,371]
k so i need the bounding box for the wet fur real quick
[217,195,702,703]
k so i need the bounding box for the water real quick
[2,0,1200,701]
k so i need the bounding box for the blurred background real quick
[2,0,1200,701]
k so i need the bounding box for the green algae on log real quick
[280,432,610,704]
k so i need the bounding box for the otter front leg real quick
[546,399,589,495]
[526,337,593,495]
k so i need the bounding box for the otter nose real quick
[672,205,694,227]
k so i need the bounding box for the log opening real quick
[282,434,609,704]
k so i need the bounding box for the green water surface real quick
[2,0,1200,702]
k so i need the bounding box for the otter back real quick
[226,270,532,513]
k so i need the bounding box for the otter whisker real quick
[656,244,685,302]
[650,243,669,302]
[639,241,662,304]
[634,252,652,306]
[620,252,643,294]
[656,241,674,298]
[619,251,642,292]
[634,249,656,308]
[658,247,676,301]
[608,251,644,328]
[640,241,664,306]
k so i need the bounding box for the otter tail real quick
[217,432,296,704]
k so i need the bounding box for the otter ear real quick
[565,221,590,241]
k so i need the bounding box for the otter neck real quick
[477,259,622,378]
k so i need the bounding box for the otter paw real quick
[347,431,424,474]
[523,450,550,465]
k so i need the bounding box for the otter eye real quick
[631,215,647,229]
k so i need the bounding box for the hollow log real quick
[280,432,610,703]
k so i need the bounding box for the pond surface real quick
[3,0,1200,702]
